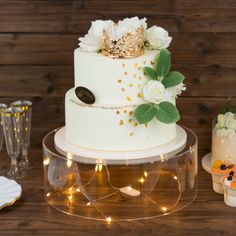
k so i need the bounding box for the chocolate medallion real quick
[75,86,95,105]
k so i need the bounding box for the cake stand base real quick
[201,153,211,174]
[43,126,198,222]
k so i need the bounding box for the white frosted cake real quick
[64,17,186,151]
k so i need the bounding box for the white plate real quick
[54,125,187,164]
[201,152,211,174]
[0,176,22,210]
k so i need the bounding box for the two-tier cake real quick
[58,17,186,153]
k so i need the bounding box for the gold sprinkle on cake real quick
[119,120,124,125]
[128,119,132,123]
[129,83,134,87]
[116,111,120,115]
[134,122,138,127]
[124,71,128,76]
[138,67,142,71]
[137,93,143,98]
[129,132,134,136]
[118,79,122,83]
[129,111,134,116]
[121,87,125,92]
[126,96,132,102]
[133,73,137,78]
[124,110,127,113]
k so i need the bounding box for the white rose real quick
[146,26,172,49]
[167,83,186,97]
[227,119,236,131]
[109,17,147,40]
[224,112,236,129]
[79,20,113,52]
[143,80,167,104]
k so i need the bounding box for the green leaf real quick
[155,102,180,124]
[135,104,157,124]
[162,71,185,88]
[156,49,171,78]
[144,67,157,80]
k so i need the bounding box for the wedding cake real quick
[64,17,186,151]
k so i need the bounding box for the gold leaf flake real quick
[145,124,148,128]
[133,73,137,78]
[138,67,142,71]
[134,122,138,127]
[129,132,134,136]
[116,111,120,115]
[118,79,122,83]
[122,63,126,68]
[121,87,125,92]
[127,96,132,102]
[128,119,132,123]
[124,110,127,113]
[124,71,128,76]
[129,83,134,87]
[138,77,142,80]
[137,93,143,98]
[119,120,124,125]
[129,111,134,116]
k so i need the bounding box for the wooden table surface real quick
[0,149,234,236]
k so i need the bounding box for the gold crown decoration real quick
[102,26,145,59]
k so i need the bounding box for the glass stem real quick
[10,155,18,174]
[22,147,29,165]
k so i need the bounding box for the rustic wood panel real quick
[1,64,236,97]
[0,0,236,33]
[0,33,235,65]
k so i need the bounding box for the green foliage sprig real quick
[134,49,185,124]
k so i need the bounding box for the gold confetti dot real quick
[122,63,126,68]
[138,84,141,88]
[138,77,142,80]
[138,67,142,71]
[124,110,127,113]
[119,120,124,125]
[116,111,120,115]
[129,132,134,136]
[134,122,138,127]
[124,71,128,76]
[134,63,138,68]
[129,111,134,116]
[121,87,125,92]
[118,79,122,83]
[145,124,148,128]
[133,73,137,78]
[128,119,132,123]
[129,83,133,87]
[137,93,143,98]
[127,96,132,102]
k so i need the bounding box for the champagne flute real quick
[10,100,33,169]
[1,107,26,179]
[0,103,8,174]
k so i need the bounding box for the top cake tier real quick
[74,48,158,106]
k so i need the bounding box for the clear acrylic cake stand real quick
[43,126,198,222]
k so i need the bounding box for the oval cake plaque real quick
[75,86,95,105]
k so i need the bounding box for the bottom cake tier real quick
[65,88,176,151]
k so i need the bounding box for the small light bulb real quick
[139,177,144,184]
[87,202,91,206]
[76,188,80,192]
[68,195,73,201]
[127,186,131,191]
[99,164,103,172]
[106,216,112,223]
[67,160,72,168]
[46,193,50,197]
[174,176,177,180]
[162,207,167,212]
[69,187,73,191]
[144,171,148,177]
[43,158,49,165]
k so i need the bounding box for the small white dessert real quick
[212,112,236,165]
[211,160,234,194]
[222,172,236,207]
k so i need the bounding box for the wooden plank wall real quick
[0,0,236,152]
